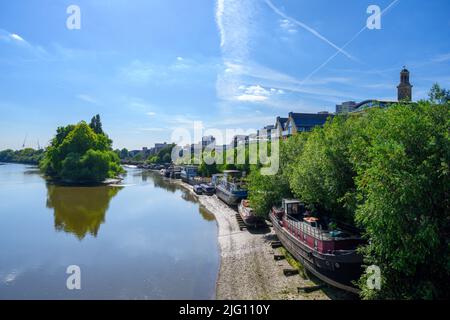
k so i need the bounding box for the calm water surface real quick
[0,163,219,299]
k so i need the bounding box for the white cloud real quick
[215,0,226,47]
[237,94,268,102]
[76,94,98,105]
[138,128,165,132]
[119,60,156,85]
[214,0,258,61]
[119,58,209,85]
[432,53,450,63]
[279,19,298,34]
[210,114,275,126]
[0,30,26,43]
[235,84,284,102]
[146,112,157,116]
[10,33,25,42]
[0,29,49,59]
[218,61,365,103]
[213,0,365,111]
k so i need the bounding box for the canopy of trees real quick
[40,115,123,184]
[429,83,450,104]
[146,144,175,164]
[247,99,449,299]
[0,148,44,164]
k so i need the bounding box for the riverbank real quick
[172,178,351,300]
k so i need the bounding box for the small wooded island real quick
[40,115,124,184]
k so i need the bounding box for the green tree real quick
[89,114,104,135]
[247,134,307,218]
[40,118,123,183]
[289,115,357,223]
[350,103,450,299]
[428,83,450,104]
[0,148,44,164]
[119,148,129,159]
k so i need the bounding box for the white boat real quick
[238,200,265,228]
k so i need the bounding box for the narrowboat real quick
[164,169,171,178]
[269,199,364,294]
[200,184,215,196]
[211,174,223,187]
[238,200,265,228]
[193,185,203,195]
[215,170,248,206]
[165,166,181,179]
[181,166,198,183]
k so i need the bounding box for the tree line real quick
[248,96,449,299]
[116,144,175,164]
[0,148,44,164]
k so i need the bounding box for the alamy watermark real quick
[66,265,81,290]
[66,5,81,30]
[366,265,381,290]
[367,5,382,30]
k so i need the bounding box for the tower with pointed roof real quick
[397,67,413,101]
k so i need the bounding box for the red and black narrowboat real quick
[270,199,364,294]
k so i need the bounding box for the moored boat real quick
[181,166,198,183]
[238,200,265,228]
[215,170,247,206]
[200,183,215,196]
[165,166,181,179]
[269,199,364,294]
[193,185,203,195]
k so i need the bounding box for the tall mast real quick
[22,134,28,149]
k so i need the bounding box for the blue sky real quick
[0,0,449,150]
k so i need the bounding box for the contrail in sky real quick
[265,0,358,63]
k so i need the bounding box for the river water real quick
[0,163,219,299]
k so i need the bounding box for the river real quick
[0,163,219,299]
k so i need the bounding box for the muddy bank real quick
[173,179,351,300]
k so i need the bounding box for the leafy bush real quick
[0,148,44,164]
[40,116,124,183]
[246,99,450,299]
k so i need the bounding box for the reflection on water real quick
[46,185,122,240]
[199,206,216,222]
[0,164,219,299]
[149,173,178,193]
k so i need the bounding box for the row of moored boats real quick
[159,166,364,294]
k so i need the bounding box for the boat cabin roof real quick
[183,165,198,169]
[283,199,302,205]
[223,170,241,174]
[304,217,319,223]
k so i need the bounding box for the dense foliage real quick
[147,144,176,164]
[289,115,359,224]
[40,115,123,183]
[429,83,450,104]
[0,148,44,164]
[247,136,305,217]
[246,99,449,299]
[351,103,449,299]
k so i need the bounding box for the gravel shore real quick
[173,179,351,300]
